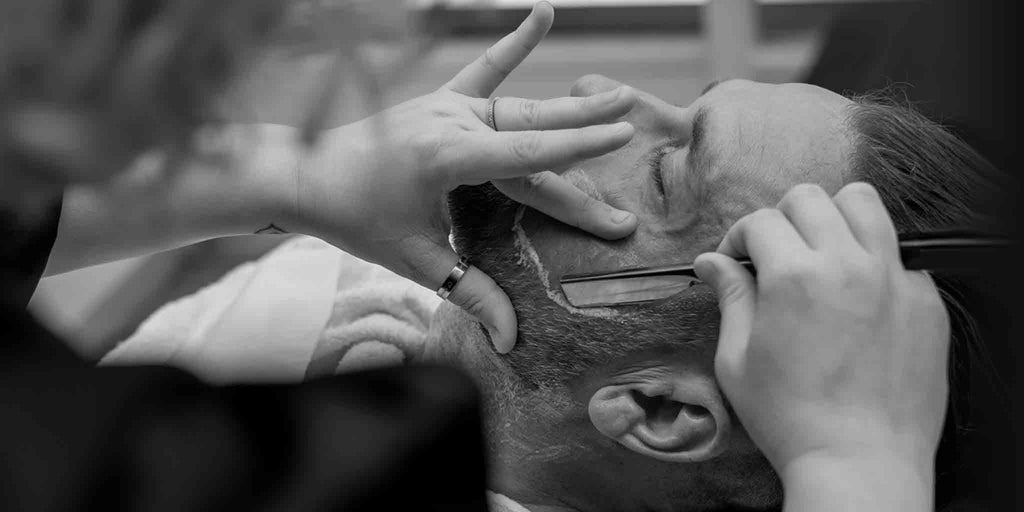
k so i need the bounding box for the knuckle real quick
[570,74,608,97]
[509,132,542,166]
[459,293,487,317]
[454,288,497,321]
[571,194,600,229]
[507,26,535,53]
[519,99,542,126]
[522,172,553,196]
[481,48,511,78]
[780,183,825,206]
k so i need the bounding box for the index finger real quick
[451,122,634,184]
[493,172,638,240]
[717,209,807,271]
[445,2,553,98]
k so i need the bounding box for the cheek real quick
[560,145,654,210]
[518,206,696,282]
[519,208,640,278]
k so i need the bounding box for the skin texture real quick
[427,75,858,512]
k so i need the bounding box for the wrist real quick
[287,122,372,242]
[780,451,933,512]
[204,124,305,237]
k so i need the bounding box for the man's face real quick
[438,75,857,511]
[448,74,858,405]
[524,75,854,283]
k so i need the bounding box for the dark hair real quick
[847,91,1010,231]
[847,93,1012,508]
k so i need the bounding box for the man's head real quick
[427,74,1005,511]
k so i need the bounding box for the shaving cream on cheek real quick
[511,205,635,319]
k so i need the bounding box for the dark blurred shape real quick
[805,0,1015,175]
[805,2,1019,510]
[0,0,284,186]
[1,315,490,512]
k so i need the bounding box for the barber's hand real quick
[295,2,637,353]
[693,183,949,507]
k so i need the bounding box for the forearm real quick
[780,452,933,512]
[44,124,301,276]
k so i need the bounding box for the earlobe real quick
[587,376,731,463]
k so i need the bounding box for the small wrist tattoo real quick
[255,223,289,235]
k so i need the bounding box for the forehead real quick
[702,79,854,178]
[519,79,856,283]
[693,79,855,233]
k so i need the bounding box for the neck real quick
[425,305,584,510]
[492,428,671,512]
[424,305,684,512]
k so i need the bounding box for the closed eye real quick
[646,142,685,198]
[646,147,667,196]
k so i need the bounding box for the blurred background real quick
[30,0,1002,360]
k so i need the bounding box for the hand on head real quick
[295,2,638,353]
[695,182,950,508]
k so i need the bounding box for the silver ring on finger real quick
[487,96,501,131]
[437,256,471,300]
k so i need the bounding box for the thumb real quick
[422,244,518,354]
[694,252,756,375]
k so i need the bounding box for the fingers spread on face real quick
[776,183,855,251]
[445,1,554,98]
[494,171,638,240]
[832,182,900,260]
[453,122,634,183]
[718,208,807,270]
[483,87,636,131]
[570,74,626,97]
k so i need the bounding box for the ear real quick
[587,372,730,463]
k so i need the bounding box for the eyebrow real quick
[662,80,718,190]
[688,104,713,181]
[688,80,720,178]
